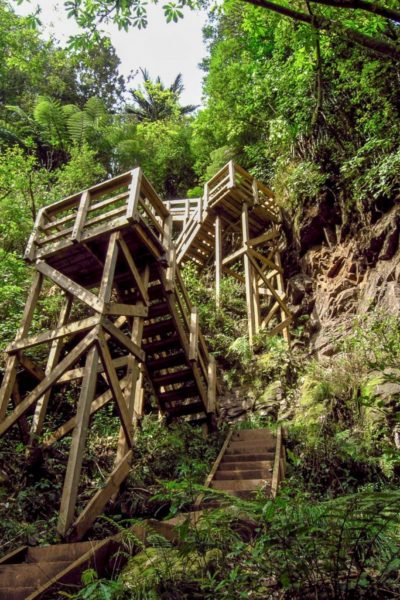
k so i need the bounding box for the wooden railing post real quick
[24,207,46,262]
[126,167,142,222]
[71,190,91,243]
[189,306,199,362]
[228,160,235,188]
[207,355,217,414]
[215,213,222,308]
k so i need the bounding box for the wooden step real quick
[0,561,71,587]
[0,587,31,600]
[218,460,273,471]
[225,444,274,456]
[166,401,204,417]
[143,334,180,355]
[26,541,95,563]
[143,318,174,338]
[211,479,268,491]
[147,351,186,372]
[148,301,169,318]
[160,384,198,403]
[221,452,274,463]
[214,469,272,480]
[153,368,193,386]
[231,429,275,441]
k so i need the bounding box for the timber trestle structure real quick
[0,161,289,545]
[0,169,217,540]
[170,161,291,344]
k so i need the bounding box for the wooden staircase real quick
[198,426,286,503]
[172,161,291,345]
[0,427,285,599]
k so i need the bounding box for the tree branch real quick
[240,0,400,59]
[309,0,400,25]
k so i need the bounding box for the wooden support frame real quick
[215,213,222,308]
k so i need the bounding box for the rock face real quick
[285,202,400,357]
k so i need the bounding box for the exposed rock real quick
[285,203,400,358]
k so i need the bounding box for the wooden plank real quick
[99,232,119,302]
[30,294,73,437]
[271,426,283,498]
[58,344,100,536]
[7,315,100,354]
[126,167,142,222]
[117,264,150,459]
[102,318,145,362]
[247,228,280,247]
[0,331,96,438]
[58,356,129,384]
[117,234,149,304]
[42,377,129,447]
[228,160,235,188]
[71,450,132,540]
[248,253,290,317]
[267,317,292,337]
[166,247,176,292]
[71,190,91,243]
[222,245,246,267]
[242,204,256,346]
[249,248,283,274]
[189,307,199,362]
[17,353,45,381]
[215,214,222,308]
[103,303,148,317]
[25,208,46,262]
[97,330,133,447]
[36,261,103,313]
[207,355,217,414]
[0,271,43,421]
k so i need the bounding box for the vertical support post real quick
[242,203,256,347]
[163,214,173,251]
[189,307,199,362]
[71,190,91,243]
[0,271,43,422]
[58,343,99,535]
[126,167,142,222]
[251,266,260,335]
[115,264,150,462]
[184,199,190,228]
[215,213,222,309]
[25,208,46,262]
[207,355,216,414]
[228,161,235,188]
[275,252,290,344]
[30,293,73,438]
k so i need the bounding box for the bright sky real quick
[16,1,208,106]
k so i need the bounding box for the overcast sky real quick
[16,1,208,106]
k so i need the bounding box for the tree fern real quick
[33,97,69,149]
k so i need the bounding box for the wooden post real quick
[189,307,199,362]
[58,344,100,535]
[242,203,256,347]
[115,264,150,462]
[0,271,43,422]
[30,293,73,438]
[71,190,90,243]
[274,252,290,344]
[126,167,142,222]
[228,161,235,188]
[215,213,222,309]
